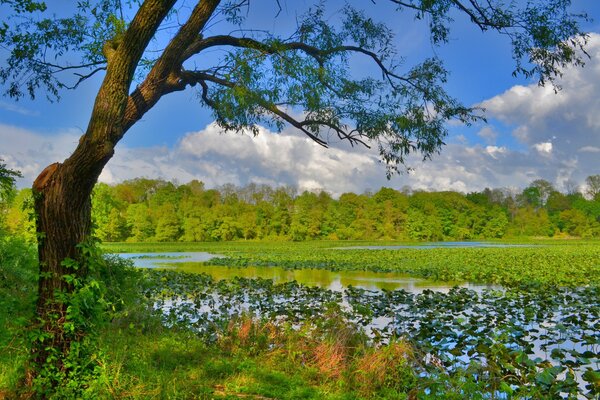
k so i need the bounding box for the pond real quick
[334,241,535,250]
[115,249,598,397]
[117,251,497,293]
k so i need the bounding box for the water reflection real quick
[117,252,221,268]
[118,251,497,293]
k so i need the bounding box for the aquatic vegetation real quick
[137,261,599,399]
[105,240,600,287]
[106,241,599,398]
[3,240,597,398]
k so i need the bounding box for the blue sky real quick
[1,0,600,195]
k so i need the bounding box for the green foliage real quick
[25,239,147,398]
[0,159,22,231]
[7,178,597,244]
[397,0,590,87]
[27,241,106,397]
[0,158,21,198]
[0,235,37,393]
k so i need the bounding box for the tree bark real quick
[31,161,99,371]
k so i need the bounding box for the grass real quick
[92,311,418,399]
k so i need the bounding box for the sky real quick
[1,0,600,197]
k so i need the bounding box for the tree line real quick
[4,176,600,243]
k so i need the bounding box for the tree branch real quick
[62,67,107,90]
[181,70,331,147]
[122,0,222,134]
[64,0,179,184]
[182,34,414,91]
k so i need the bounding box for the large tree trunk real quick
[30,157,105,372]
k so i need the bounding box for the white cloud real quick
[0,101,40,117]
[477,126,498,144]
[101,123,383,196]
[0,123,79,183]
[477,32,600,185]
[485,145,506,159]
[579,146,600,153]
[533,142,553,155]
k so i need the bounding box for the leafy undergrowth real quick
[0,235,37,394]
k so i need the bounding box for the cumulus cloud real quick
[477,126,498,144]
[478,33,600,189]
[0,123,79,181]
[533,142,553,155]
[102,123,385,196]
[2,118,580,197]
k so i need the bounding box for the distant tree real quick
[407,208,443,241]
[559,209,598,238]
[563,179,580,196]
[510,207,553,237]
[0,161,23,236]
[127,203,155,241]
[154,204,182,241]
[585,175,600,200]
[519,186,541,209]
[213,216,240,241]
[238,211,257,240]
[0,159,21,201]
[546,191,571,214]
[518,180,556,209]
[480,209,509,239]
[104,208,129,241]
[4,189,36,242]
[92,183,127,240]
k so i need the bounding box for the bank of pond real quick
[107,241,599,398]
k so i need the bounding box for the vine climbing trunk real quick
[30,159,104,375]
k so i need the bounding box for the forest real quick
[4,176,600,244]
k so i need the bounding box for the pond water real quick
[117,251,497,293]
[334,241,535,250]
[117,252,219,268]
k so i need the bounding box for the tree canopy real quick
[0,0,590,173]
[0,159,21,197]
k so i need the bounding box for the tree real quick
[530,179,555,207]
[154,204,182,241]
[0,159,21,201]
[0,160,22,231]
[585,175,600,200]
[0,0,590,391]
